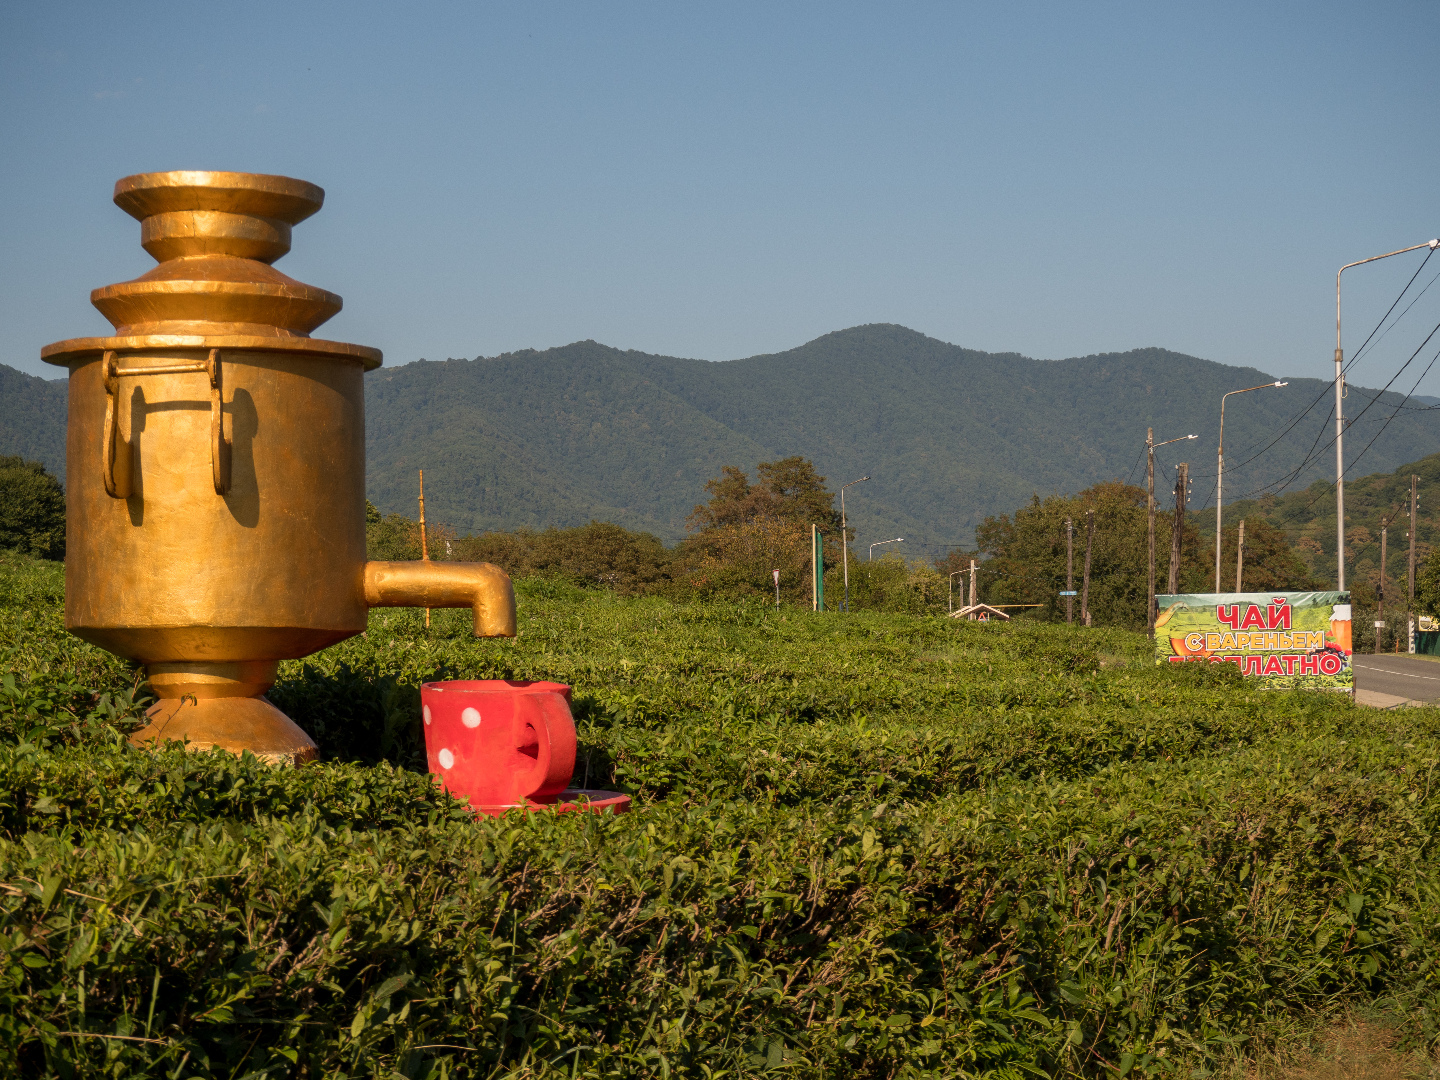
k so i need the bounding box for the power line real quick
[1188,250,1438,502]
[1249,335,1440,523]
[1344,387,1440,412]
[1337,339,1440,483]
[1122,446,1146,486]
[1220,317,1440,509]
[1343,247,1437,372]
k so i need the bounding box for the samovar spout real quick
[364,561,518,637]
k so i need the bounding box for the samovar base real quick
[130,661,318,766]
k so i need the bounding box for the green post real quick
[812,525,825,611]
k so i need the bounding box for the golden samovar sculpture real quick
[42,171,516,763]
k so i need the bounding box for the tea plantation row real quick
[2,554,1440,1078]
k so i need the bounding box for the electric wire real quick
[1218,317,1440,509]
[1330,338,1440,486]
[1185,248,1437,504]
[1344,247,1436,371]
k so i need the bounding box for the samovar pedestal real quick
[129,661,318,766]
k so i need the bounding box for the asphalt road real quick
[1352,655,1440,702]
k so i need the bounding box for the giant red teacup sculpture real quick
[420,680,629,816]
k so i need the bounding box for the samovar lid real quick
[42,170,381,370]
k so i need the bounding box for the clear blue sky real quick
[4,1,1438,399]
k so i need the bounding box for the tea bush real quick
[5,552,1440,1078]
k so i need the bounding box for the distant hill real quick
[364,325,1440,553]
[0,365,66,480]
[7,324,1438,554]
[1223,449,1440,593]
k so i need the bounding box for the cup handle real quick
[513,692,577,800]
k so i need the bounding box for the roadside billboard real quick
[1154,592,1352,690]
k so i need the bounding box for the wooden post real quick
[1146,427,1155,637]
[1066,518,1074,625]
[1168,463,1187,594]
[811,525,825,612]
[418,469,430,628]
[1081,509,1094,627]
[1234,519,1245,592]
[968,558,977,618]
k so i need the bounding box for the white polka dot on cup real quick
[437,748,454,769]
[423,705,432,726]
[462,707,482,728]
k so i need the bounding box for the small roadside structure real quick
[951,603,1011,622]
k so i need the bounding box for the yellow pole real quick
[419,470,430,628]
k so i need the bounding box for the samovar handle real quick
[101,349,231,498]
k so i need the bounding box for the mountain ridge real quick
[6,324,1437,551]
[366,324,1439,550]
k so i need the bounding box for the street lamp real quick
[840,476,869,613]
[870,538,904,561]
[1147,431,1198,635]
[949,569,965,614]
[1334,239,1439,590]
[1214,382,1287,591]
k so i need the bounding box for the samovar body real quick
[44,172,515,762]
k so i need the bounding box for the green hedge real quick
[5,554,1440,1077]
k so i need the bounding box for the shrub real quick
[8,552,1440,1076]
[0,456,64,561]
[455,521,674,594]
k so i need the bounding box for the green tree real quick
[366,507,423,561]
[683,457,845,602]
[977,482,1154,628]
[458,521,673,595]
[975,481,1319,630]
[688,457,843,534]
[1214,516,1322,593]
[674,517,813,603]
[0,455,65,560]
[1415,546,1440,617]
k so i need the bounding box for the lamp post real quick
[1214,382,1287,591]
[949,569,965,614]
[839,476,869,613]
[1335,240,1439,590]
[870,538,904,561]
[1147,432,1198,635]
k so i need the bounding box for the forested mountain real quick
[7,323,1438,552]
[364,325,1440,553]
[0,365,66,480]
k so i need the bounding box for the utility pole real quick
[1147,428,1155,637]
[968,558,977,618]
[1335,240,1439,589]
[1234,519,1245,591]
[1410,476,1419,601]
[1066,518,1074,625]
[1147,430,1195,636]
[1169,463,1187,594]
[1378,518,1388,654]
[1082,510,1094,627]
[1334,340,1346,591]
